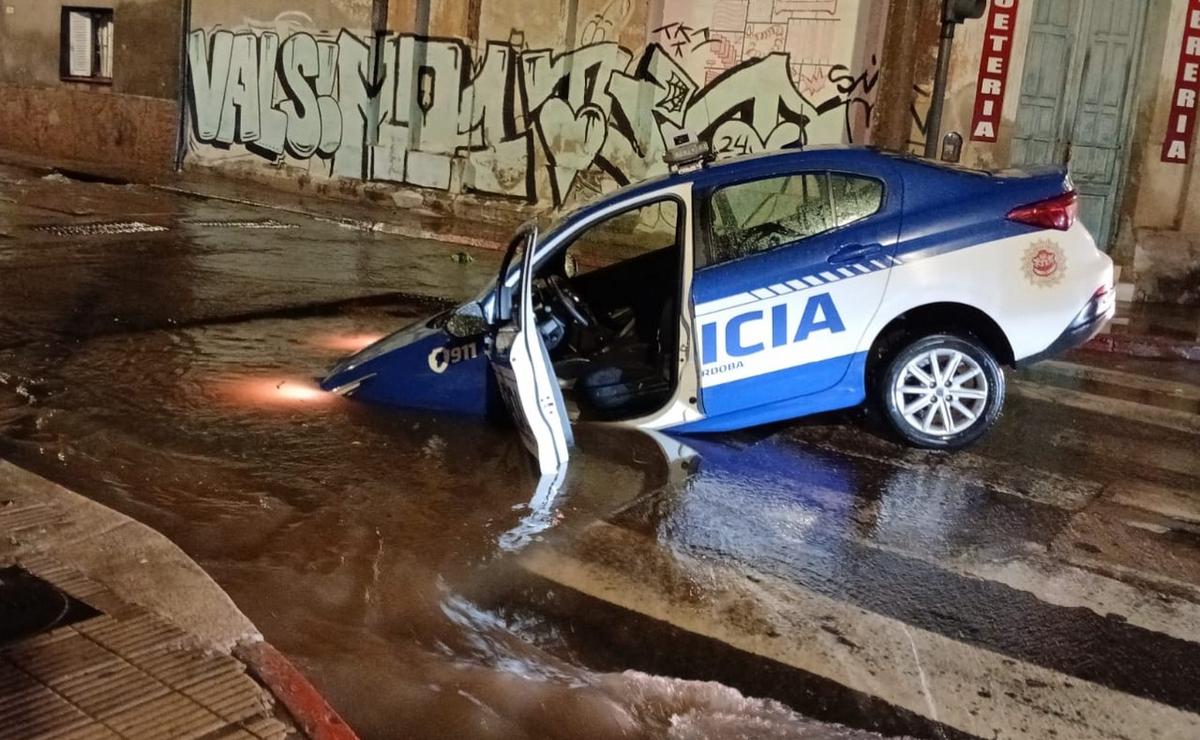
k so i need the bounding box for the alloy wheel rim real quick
[892,348,989,437]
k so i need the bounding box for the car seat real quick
[577,302,674,419]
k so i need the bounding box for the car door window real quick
[563,201,679,278]
[706,173,883,266]
[831,174,884,227]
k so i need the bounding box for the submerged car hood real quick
[325,310,452,382]
[320,308,494,416]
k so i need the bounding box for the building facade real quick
[0,0,184,173]
[182,0,889,212]
[1,0,1198,303]
[907,0,1200,303]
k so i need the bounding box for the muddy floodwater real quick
[5,169,1200,740]
[0,300,874,740]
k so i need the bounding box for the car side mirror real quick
[446,304,487,339]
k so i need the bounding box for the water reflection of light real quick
[313,333,384,353]
[276,381,326,402]
[224,377,334,407]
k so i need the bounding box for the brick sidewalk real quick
[0,462,354,740]
[1,556,291,740]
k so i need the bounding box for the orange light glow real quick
[313,333,384,353]
[221,377,335,408]
[275,380,326,402]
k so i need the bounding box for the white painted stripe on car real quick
[696,253,900,319]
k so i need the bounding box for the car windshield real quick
[474,189,672,312]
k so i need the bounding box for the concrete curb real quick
[237,641,360,740]
[1084,333,1200,362]
[0,461,303,738]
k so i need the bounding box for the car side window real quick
[831,174,884,227]
[707,173,883,266]
[563,200,679,278]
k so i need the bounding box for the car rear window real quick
[706,172,883,266]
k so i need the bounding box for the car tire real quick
[877,333,1005,450]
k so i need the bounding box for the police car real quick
[322,143,1115,473]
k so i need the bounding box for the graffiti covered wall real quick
[186,1,888,208]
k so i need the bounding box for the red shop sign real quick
[1163,0,1200,163]
[970,0,1019,142]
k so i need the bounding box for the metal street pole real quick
[924,0,987,159]
[925,21,958,159]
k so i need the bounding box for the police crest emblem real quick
[1023,239,1066,287]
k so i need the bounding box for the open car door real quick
[487,225,573,474]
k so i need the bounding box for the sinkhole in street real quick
[0,302,879,740]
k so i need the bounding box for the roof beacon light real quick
[664,132,714,174]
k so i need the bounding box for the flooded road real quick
[0,298,876,739]
[0,167,883,739]
[2,166,1199,739]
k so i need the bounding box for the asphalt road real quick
[1,165,1198,740]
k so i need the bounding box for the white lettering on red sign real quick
[1164,0,1200,163]
[970,0,1020,142]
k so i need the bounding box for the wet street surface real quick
[1,166,1199,739]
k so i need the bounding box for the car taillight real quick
[1007,191,1078,231]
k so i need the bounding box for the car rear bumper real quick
[1018,286,1116,368]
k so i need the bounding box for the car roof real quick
[585,145,891,208]
[693,144,886,184]
[547,146,892,238]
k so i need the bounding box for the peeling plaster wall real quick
[1132,0,1200,302]
[905,1,1033,168]
[188,0,369,32]
[1135,0,1198,233]
[182,0,890,211]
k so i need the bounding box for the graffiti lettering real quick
[187,23,878,208]
[654,23,717,58]
[817,55,881,146]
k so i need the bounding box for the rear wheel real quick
[877,334,1004,450]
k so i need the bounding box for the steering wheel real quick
[546,274,596,328]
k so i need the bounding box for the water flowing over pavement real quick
[1,165,1199,739]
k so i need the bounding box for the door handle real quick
[828,243,884,265]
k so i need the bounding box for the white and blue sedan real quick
[322,145,1115,471]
